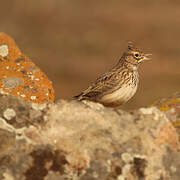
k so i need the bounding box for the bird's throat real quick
[124,60,138,71]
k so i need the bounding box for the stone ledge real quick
[0,93,180,180]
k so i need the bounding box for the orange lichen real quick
[0,32,54,103]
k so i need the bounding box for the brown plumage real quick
[74,42,151,107]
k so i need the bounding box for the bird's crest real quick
[128,41,135,51]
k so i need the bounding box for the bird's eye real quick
[135,53,139,57]
[134,52,141,58]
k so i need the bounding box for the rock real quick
[0,93,180,180]
[0,32,54,104]
[0,32,179,179]
[152,92,180,135]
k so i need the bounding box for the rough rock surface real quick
[0,32,54,104]
[0,93,180,180]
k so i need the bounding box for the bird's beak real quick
[138,54,152,63]
[143,53,152,61]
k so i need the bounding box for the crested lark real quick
[74,42,151,107]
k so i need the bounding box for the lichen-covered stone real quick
[0,32,54,104]
[0,93,180,179]
[152,92,180,135]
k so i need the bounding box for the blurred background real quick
[1,0,180,109]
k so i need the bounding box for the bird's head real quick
[122,42,152,67]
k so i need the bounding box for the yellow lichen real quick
[152,98,180,112]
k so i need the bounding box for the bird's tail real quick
[73,93,84,100]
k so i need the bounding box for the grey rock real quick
[0,94,180,180]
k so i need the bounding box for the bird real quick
[74,42,152,107]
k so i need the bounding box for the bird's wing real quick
[75,70,121,101]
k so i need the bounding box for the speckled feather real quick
[75,42,151,107]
